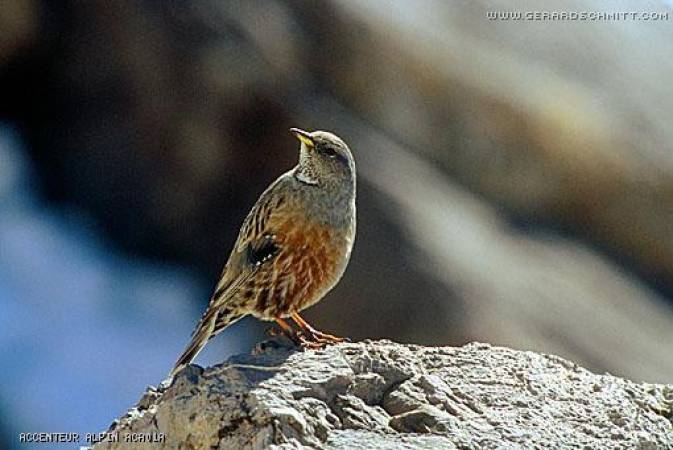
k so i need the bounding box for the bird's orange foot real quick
[290,313,350,346]
[271,319,325,350]
[300,328,349,345]
[277,328,326,350]
[295,333,328,350]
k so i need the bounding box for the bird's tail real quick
[169,304,246,378]
[170,273,253,378]
[169,309,218,378]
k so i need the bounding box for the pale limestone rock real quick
[95,340,673,449]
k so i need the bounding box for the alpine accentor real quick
[170,128,356,376]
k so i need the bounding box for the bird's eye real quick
[322,147,338,158]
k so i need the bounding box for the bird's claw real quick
[268,324,323,349]
[296,334,327,350]
[303,329,348,344]
[296,329,349,348]
[269,321,349,350]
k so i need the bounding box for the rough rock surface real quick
[96,340,673,449]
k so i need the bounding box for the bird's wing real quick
[198,174,293,328]
[171,176,294,376]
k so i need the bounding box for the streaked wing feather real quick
[205,176,291,313]
[172,175,294,375]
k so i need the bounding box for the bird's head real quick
[291,128,355,187]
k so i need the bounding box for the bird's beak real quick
[290,128,314,149]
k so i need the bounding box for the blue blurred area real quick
[0,124,257,449]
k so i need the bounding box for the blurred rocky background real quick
[1,0,673,448]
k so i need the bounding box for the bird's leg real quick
[291,313,348,344]
[273,318,299,344]
[273,318,323,349]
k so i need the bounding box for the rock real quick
[94,340,673,449]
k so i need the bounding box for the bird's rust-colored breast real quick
[249,216,349,319]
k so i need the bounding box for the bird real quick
[170,128,356,377]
